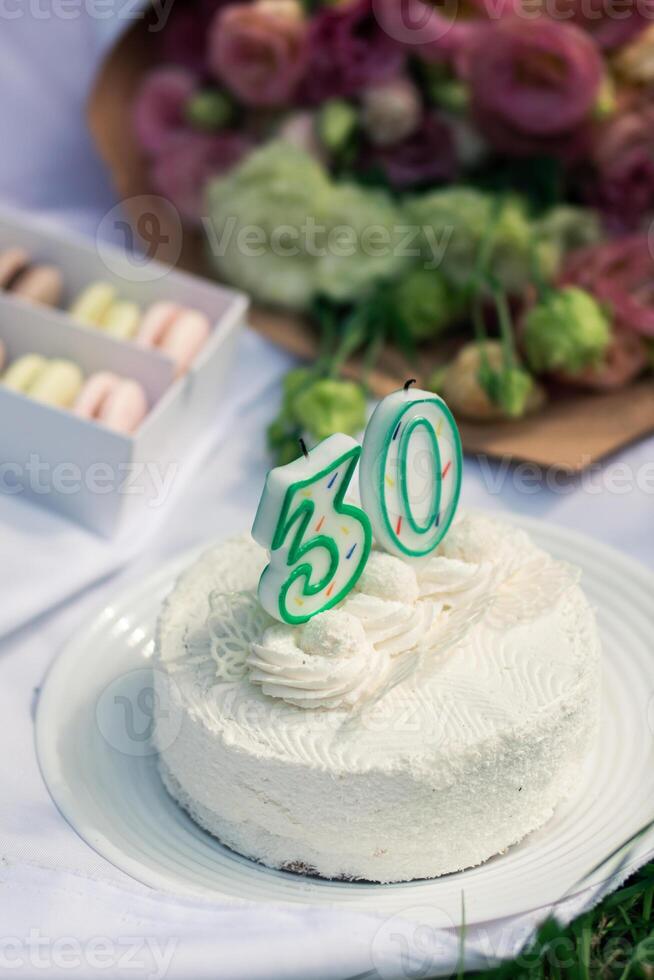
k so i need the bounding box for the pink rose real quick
[552,328,648,390]
[550,236,651,388]
[561,237,654,338]
[372,0,521,62]
[158,0,228,70]
[547,0,649,51]
[589,108,654,232]
[360,113,458,187]
[303,0,405,104]
[151,131,253,224]
[208,1,308,107]
[133,68,197,155]
[466,17,603,158]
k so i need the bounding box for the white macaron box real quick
[0,207,248,535]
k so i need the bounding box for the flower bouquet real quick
[90,0,654,467]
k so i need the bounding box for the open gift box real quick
[0,205,247,535]
[87,11,654,475]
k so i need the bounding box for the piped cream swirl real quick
[417,556,496,608]
[248,610,390,710]
[247,551,431,709]
[342,593,433,657]
[245,516,579,711]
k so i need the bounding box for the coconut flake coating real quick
[154,513,601,882]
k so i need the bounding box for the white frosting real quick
[417,556,497,607]
[184,591,273,685]
[248,611,388,710]
[155,513,601,883]
[355,550,419,605]
[343,592,433,655]
[245,552,435,708]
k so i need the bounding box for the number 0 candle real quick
[252,434,372,624]
[360,386,462,559]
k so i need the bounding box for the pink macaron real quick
[136,301,210,376]
[73,372,148,434]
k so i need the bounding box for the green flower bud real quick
[430,79,469,113]
[318,100,358,155]
[490,195,537,295]
[291,378,366,441]
[426,365,448,394]
[407,189,536,295]
[186,90,234,131]
[534,206,602,277]
[593,74,616,121]
[392,268,461,342]
[282,367,315,417]
[267,416,293,450]
[275,438,304,466]
[523,286,612,375]
[435,341,545,421]
[532,239,560,285]
[479,363,535,419]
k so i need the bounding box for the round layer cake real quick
[154,512,601,883]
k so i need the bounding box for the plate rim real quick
[35,513,654,918]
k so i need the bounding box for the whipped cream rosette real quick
[248,610,386,711]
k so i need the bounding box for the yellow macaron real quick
[69,283,141,340]
[70,282,116,328]
[2,355,83,408]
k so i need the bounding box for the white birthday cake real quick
[154,511,601,882]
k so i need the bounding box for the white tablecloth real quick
[0,16,652,980]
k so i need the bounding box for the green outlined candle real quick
[360,387,462,559]
[252,434,372,625]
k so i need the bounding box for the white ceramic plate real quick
[36,516,654,926]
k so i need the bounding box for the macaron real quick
[0,247,63,307]
[2,355,83,407]
[73,372,148,434]
[69,284,142,341]
[69,282,117,328]
[102,301,142,340]
[2,353,48,393]
[136,301,210,376]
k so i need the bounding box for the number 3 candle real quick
[254,385,462,623]
[359,384,462,559]
[252,434,372,625]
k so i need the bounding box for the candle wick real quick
[404,378,417,392]
[298,437,309,460]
